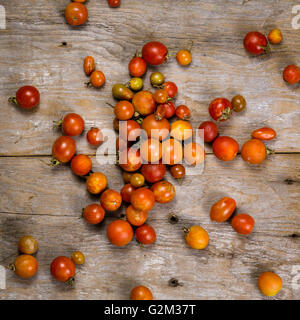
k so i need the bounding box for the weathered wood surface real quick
[0,0,299,300]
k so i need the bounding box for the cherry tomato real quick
[73,0,86,2]
[71,251,85,265]
[83,203,105,224]
[132,91,156,116]
[209,98,232,121]
[107,0,121,8]
[176,49,192,66]
[243,31,268,55]
[13,255,38,279]
[141,163,166,183]
[100,189,122,212]
[126,205,148,227]
[162,138,183,165]
[170,164,185,179]
[232,213,255,235]
[86,127,103,146]
[121,184,136,203]
[123,172,133,183]
[258,272,282,297]
[141,114,170,141]
[142,41,168,65]
[71,154,92,176]
[160,101,176,119]
[130,286,153,300]
[114,101,134,120]
[150,72,165,86]
[89,70,105,88]
[251,127,276,141]
[153,89,168,104]
[175,105,191,120]
[107,219,133,246]
[268,29,282,44]
[241,139,266,164]
[130,173,145,188]
[151,181,175,203]
[184,226,209,250]
[210,197,236,222]
[86,172,107,194]
[119,148,142,172]
[170,120,193,141]
[154,104,166,120]
[163,81,178,98]
[61,113,84,136]
[199,121,218,143]
[184,142,205,166]
[50,256,75,283]
[112,84,134,100]
[65,2,88,26]
[283,65,300,84]
[128,56,147,77]
[129,77,143,91]
[18,236,38,255]
[119,120,141,141]
[231,95,246,112]
[135,224,156,245]
[83,56,95,76]
[10,86,40,109]
[213,136,239,161]
[140,139,162,163]
[131,187,155,211]
[52,136,76,163]
[116,137,128,151]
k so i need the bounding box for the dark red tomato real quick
[251,127,276,141]
[232,214,255,235]
[142,41,168,65]
[83,203,105,224]
[135,224,156,245]
[52,136,76,163]
[50,256,76,283]
[141,163,166,183]
[86,127,103,146]
[107,0,121,8]
[212,136,239,161]
[62,113,84,136]
[210,197,236,222]
[161,101,176,119]
[65,2,88,26]
[243,31,267,55]
[199,121,218,143]
[163,81,178,98]
[170,164,185,179]
[121,184,136,203]
[209,98,232,122]
[175,105,191,120]
[151,181,175,203]
[128,57,147,77]
[283,65,300,84]
[12,86,40,109]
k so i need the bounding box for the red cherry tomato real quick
[283,65,300,84]
[210,197,236,222]
[131,187,155,211]
[199,121,218,143]
[153,89,168,104]
[135,224,156,245]
[13,255,38,279]
[114,101,135,120]
[151,181,175,203]
[89,70,105,88]
[251,127,276,141]
[100,189,122,212]
[176,50,192,66]
[107,219,133,247]
[71,154,92,176]
[142,41,168,65]
[176,105,191,120]
[243,31,268,55]
[65,2,88,26]
[209,98,232,122]
[52,136,76,163]
[141,163,166,183]
[163,81,178,98]
[121,184,136,203]
[128,57,147,77]
[232,214,255,235]
[62,113,84,136]
[107,0,121,8]
[83,203,105,224]
[50,256,76,283]
[86,127,103,146]
[119,120,141,141]
[212,136,239,161]
[158,101,176,119]
[241,139,267,164]
[126,205,148,227]
[141,114,170,141]
[12,86,40,109]
[119,148,142,172]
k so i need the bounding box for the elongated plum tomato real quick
[128,57,147,77]
[176,105,191,120]
[241,139,266,164]
[142,41,168,65]
[268,29,282,44]
[232,214,255,235]
[170,120,193,141]
[209,98,232,122]
[71,154,92,176]
[132,91,156,116]
[62,113,84,136]
[130,286,153,300]
[112,84,134,100]
[107,0,121,8]
[283,65,300,84]
[162,138,183,165]
[243,31,267,55]
[210,197,236,222]
[121,184,136,203]
[184,142,205,166]
[50,256,75,283]
[52,136,76,163]
[107,219,133,247]
[114,101,134,120]
[83,203,105,224]
[126,205,148,227]
[163,81,178,98]
[65,2,88,26]
[131,187,155,211]
[135,224,156,245]
[141,163,166,183]
[141,114,170,141]
[251,127,276,141]
[89,70,105,88]
[83,56,95,76]
[86,172,107,194]
[10,86,40,109]
[258,272,282,297]
[140,139,162,163]
[199,121,218,143]
[170,164,185,179]
[18,236,38,255]
[184,226,209,250]
[13,255,38,279]
[71,251,85,265]
[212,136,239,161]
[86,127,103,146]
[100,189,122,212]
[151,181,175,203]
[119,148,142,172]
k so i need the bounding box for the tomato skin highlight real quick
[162,138,183,165]
[107,220,133,247]
[184,142,205,166]
[71,251,85,265]
[199,121,218,143]
[151,181,175,204]
[232,214,255,235]
[50,256,76,283]
[132,90,156,116]
[210,197,236,222]
[119,148,142,172]
[62,113,84,136]
[52,136,76,163]
[83,203,105,224]
[65,2,88,26]
[141,163,166,183]
[141,114,170,141]
[283,65,300,84]
[107,0,121,8]
[243,31,267,55]
[135,224,156,245]
[18,236,38,255]
[251,127,276,141]
[131,187,155,212]
[89,70,105,88]
[100,189,122,212]
[212,136,239,161]
[14,255,38,279]
[121,184,136,203]
[71,154,92,176]
[268,29,282,44]
[258,272,282,297]
[86,172,107,194]
[170,164,185,179]
[176,50,192,66]
[84,56,95,76]
[128,57,147,77]
[241,139,266,164]
[209,98,232,122]
[86,127,103,146]
[130,286,153,300]
[114,101,135,120]
[170,120,193,141]
[158,101,176,119]
[142,41,168,65]
[176,105,191,120]
[163,81,178,98]
[185,226,209,250]
[15,86,40,109]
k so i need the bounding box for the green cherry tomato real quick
[150,72,165,86]
[129,78,143,91]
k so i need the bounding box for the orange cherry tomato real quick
[130,173,145,188]
[100,189,122,212]
[126,205,148,227]
[153,89,168,104]
[170,120,193,141]
[212,136,239,161]
[132,91,156,116]
[141,114,170,141]
[135,224,156,245]
[128,57,147,77]
[131,187,155,211]
[283,65,300,84]
[151,180,175,203]
[106,219,133,246]
[65,2,88,26]
[83,203,105,224]
[114,101,135,120]
[18,236,38,255]
[86,127,103,146]
[232,214,255,234]
[258,272,282,297]
[176,49,192,66]
[210,197,236,222]
[268,29,282,44]
[121,184,136,203]
[251,127,276,141]
[107,0,121,8]
[83,56,95,76]
[241,139,266,164]
[62,113,84,136]
[50,256,75,283]
[119,148,142,172]
[52,136,76,163]
[176,105,191,120]
[71,251,85,265]
[130,286,153,300]
[184,226,209,250]
[89,70,105,88]
[86,172,107,194]
[71,154,92,176]
[13,255,38,279]
[184,142,205,166]
[140,139,162,163]
[161,138,183,165]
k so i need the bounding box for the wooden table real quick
[0,0,299,300]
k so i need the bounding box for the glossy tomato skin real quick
[15,86,40,109]
[151,181,175,203]
[71,154,92,176]
[18,236,38,255]
[128,57,147,77]
[232,214,255,235]
[241,139,266,164]
[100,189,122,212]
[176,50,192,66]
[130,173,145,188]
[212,136,239,161]
[83,203,105,224]
[231,95,246,112]
[126,205,148,227]
[170,120,193,141]
[114,101,135,120]
[162,138,183,165]
[71,251,85,265]
[86,172,107,194]
[135,224,156,245]
[243,31,267,55]
[159,101,176,119]
[268,29,282,44]
[107,0,121,8]
[141,114,170,141]
[121,184,136,203]
[52,136,76,163]
[140,138,162,163]
[90,70,105,87]
[251,127,276,141]
[142,41,168,65]
[199,121,218,143]
[210,197,236,222]
[87,127,103,146]
[170,164,185,179]
[50,256,76,283]
[150,72,165,86]
[209,98,232,122]
[258,272,282,297]
[184,142,205,166]
[141,163,166,183]
[283,65,300,84]
[176,105,191,120]
[14,255,38,279]
[130,286,153,300]
[153,89,168,104]
[185,226,209,250]
[163,81,178,98]
[107,220,133,247]
[119,148,142,172]
[131,187,155,211]
[132,91,156,116]
[65,2,88,26]
[84,56,95,76]
[62,113,84,136]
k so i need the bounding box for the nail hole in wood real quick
[168,278,182,287]
[168,214,179,224]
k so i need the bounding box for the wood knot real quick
[168,278,183,287]
[168,214,179,224]
[284,178,295,185]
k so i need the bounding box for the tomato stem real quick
[106,102,115,108]
[266,147,275,155]
[183,227,190,234]
[7,263,15,271]
[218,107,232,121]
[8,97,17,105]
[50,158,61,167]
[65,277,75,286]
